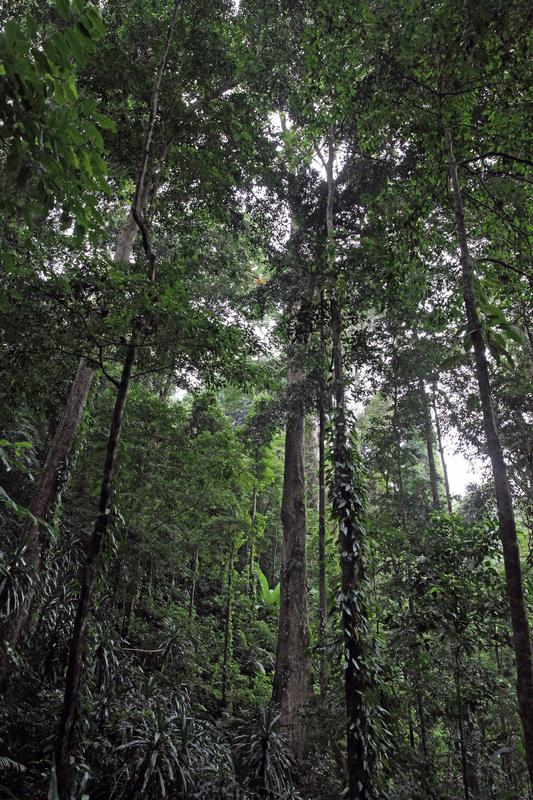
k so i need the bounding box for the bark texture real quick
[446,124,533,785]
[272,361,314,757]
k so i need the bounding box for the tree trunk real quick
[272,113,313,757]
[318,380,328,699]
[455,650,471,800]
[54,341,135,796]
[445,123,533,785]
[321,129,372,799]
[221,540,235,712]
[330,294,372,800]
[53,6,181,790]
[272,359,314,758]
[189,547,199,618]
[431,385,453,513]
[1,360,94,666]
[419,378,440,510]
[1,167,154,670]
[121,580,138,638]
[248,483,257,599]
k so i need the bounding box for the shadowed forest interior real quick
[0,1,532,798]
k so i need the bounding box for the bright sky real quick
[445,445,482,496]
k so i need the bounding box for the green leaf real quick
[55,0,70,20]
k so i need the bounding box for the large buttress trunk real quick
[445,124,533,784]
[272,361,313,757]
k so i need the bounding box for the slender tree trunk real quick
[408,709,415,750]
[415,678,429,762]
[221,540,235,712]
[318,377,328,699]
[419,379,440,510]
[121,580,138,638]
[431,385,453,513]
[189,547,199,618]
[272,359,314,757]
[445,124,533,785]
[322,132,372,799]
[455,651,471,800]
[248,483,257,599]
[331,295,371,800]
[53,6,180,790]
[55,340,136,795]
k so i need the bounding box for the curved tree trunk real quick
[445,123,533,785]
[55,341,136,796]
[54,6,181,793]
[1,174,152,671]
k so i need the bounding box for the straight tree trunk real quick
[318,381,328,699]
[445,123,533,785]
[454,649,478,800]
[431,385,453,513]
[322,131,372,800]
[330,294,371,800]
[221,540,235,712]
[272,112,313,757]
[189,547,199,618]
[272,359,314,757]
[248,483,257,599]
[419,378,440,510]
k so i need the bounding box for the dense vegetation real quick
[0,1,531,798]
